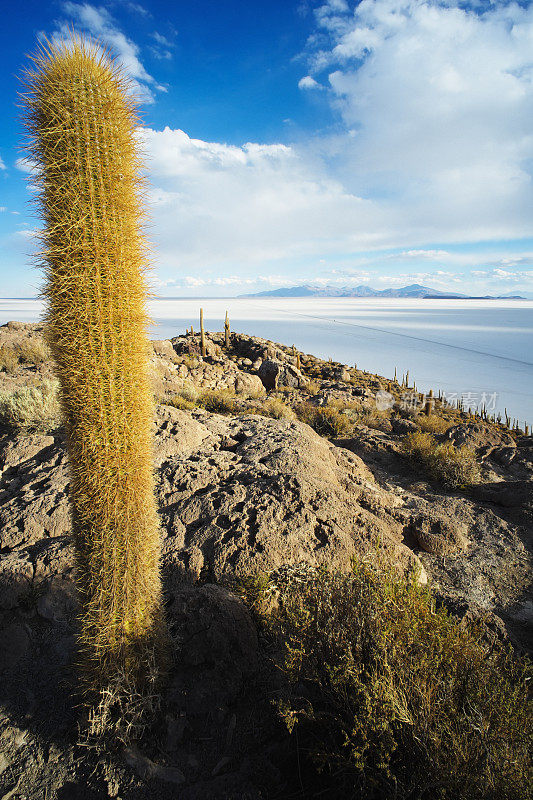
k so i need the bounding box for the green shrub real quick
[261,560,532,800]
[402,431,480,489]
[0,380,61,430]
[0,345,18,374]
[166,394,196,411]
[198,388,237,415]
[358,406,392,431]
[295,402,353,437]
[417,414,452,435]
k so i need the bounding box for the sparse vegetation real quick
[0,380,61,430]
[166,394,196,411]
[402,430,480,488]
[295,401,354,437]
[303,380,320,396]
[257,396,296,420]
[0,345,18,374]
[247,559,532,800]
[417,413,453,435]
[358,406,392,431]
[176,380,199,403]
[198,388,237,414]
[16,338,50,364]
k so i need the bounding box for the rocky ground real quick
[0,321,531,799]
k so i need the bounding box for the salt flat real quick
[1,297,532,424]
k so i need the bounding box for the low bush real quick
[417,413,453,435]
[295,402,353,437]
[16,338,50,365]
[166,394,196,411]
[177,380,199,403]
[358,406,392,431]
[0,380,61,430]
[198,388,237,415]
[402,430,480,489]
[303,380,320,396]
[0,345,18,374]
[258,397,296,420]
[251,560,532,800]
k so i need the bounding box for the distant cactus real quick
[200,308,206,357]
[22,39,166,690]
[224,310,230,349]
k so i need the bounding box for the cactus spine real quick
[22,39,165,689]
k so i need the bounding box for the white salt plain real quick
[1,297,532,426]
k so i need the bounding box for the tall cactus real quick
[21,39,165,690]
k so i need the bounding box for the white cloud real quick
[149,30,175,60]
[0,207,6,213]
[125,2,150,16]
[129,120,533,295]
[298,75,322,90]
[398,249,450,260]
[0,155,6,171]
[138,126,391,272]
[301,0,533,243]
[56,3,161,103]
[151,31,173,47]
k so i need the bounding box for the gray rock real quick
[410,510,470,556]
[157,414,416,581]
[36,577,78,626]
[445,422,515,451]
[391,416,418,435]
[257,359,307,391]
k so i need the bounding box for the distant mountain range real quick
[239,283,526,299]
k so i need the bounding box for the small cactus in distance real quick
[224,310,230,349]
[21,37,166,694]
[200,308,206,357]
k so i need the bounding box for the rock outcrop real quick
[0,321,531,799]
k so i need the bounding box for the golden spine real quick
[22,38,165,688]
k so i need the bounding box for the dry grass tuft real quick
[258,397,296,420]
[16,338,50,364]
[198,388,237,414]
[295,401,354,437]
[402,430,480,489]
[166,394,196,411]
[0,380,61,430]
[0,345,19,374]
[417,413,453,435]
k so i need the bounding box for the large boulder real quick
[257,358,308,391]
[156,410,418,581]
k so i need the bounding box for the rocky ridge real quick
[0,321,531,799]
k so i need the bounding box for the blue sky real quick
[1,0,533,297]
